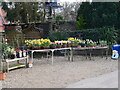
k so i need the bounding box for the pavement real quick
[0,81,2,90]
[67,70,118,88]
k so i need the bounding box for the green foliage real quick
[55,15,63,22]
[76,15,86,29]
[0,42,8,56]
[49,31,69,41]
[99,40,107,45]
[6,47,15,55]
[117,29,120,44]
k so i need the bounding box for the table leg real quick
[64,50,67,57]
[25,56,28,68]
[101,50,104,58]
[106,49,108,59]
[31,51,34,63]
[85,50,87,60]
[89,49,92,60]
[70,48,73,62]
[6,62,9,72]
[67,50,70,61]
[47,52,49,58]
[51,51,54,65]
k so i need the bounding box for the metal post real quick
[51,50,54,65]
[31,51,34,63]
[70,48,73,62]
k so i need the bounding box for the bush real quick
[49,31,69,41]
[66,27,117,45]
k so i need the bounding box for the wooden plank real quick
[6,57,28,62]
[8,65,25,70]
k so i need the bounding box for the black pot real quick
[8,54,15,59]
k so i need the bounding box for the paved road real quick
[67,71,118,88]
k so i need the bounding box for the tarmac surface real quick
[67,70,118,88]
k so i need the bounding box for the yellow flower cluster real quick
[55,40,69,44]
[68,37,82,43]
[25,39,51,47]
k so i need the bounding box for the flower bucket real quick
[62,45,67,48]
[67,45,71,47]
[89,45,96,47]
[33,47,41,50]
[71,45,78,48]
[43,47,50,49]
[56,45,61,48]
[0,73,5,80]
[50,46,56,49]
[101,45,107,47]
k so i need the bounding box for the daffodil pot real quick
[62,45,67,48]
[43,46,50,49]
[28,47,33,50]
[71,45,78,48]
[33,47,40,50]
[50,46,56,49]
[67,45,71,47]
[8,54,15,59]
[0,73,5,80]
[56,45,61,48]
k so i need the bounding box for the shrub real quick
[66,27,117,45]
[49,31,69,41]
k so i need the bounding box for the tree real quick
[58,2,80,21]
[1,2,44,23]
[77,2,119,29]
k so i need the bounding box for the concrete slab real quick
[67,71,118,88]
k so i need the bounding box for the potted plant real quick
[50,42,57,49]
[25,40,34,50]
[22,50,27,57]
[89,42,97,47]
[33,41,41,50]
[61,41,68,48]
[6,47,15,59]
[67,41,71,47]
[85,39,93,47]
[68,37,81,48]
[99,40,107,47]
[55,41,62,48]
[16,50,22,58]
[41,39,51,49]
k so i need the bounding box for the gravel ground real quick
[2,56,118,88]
